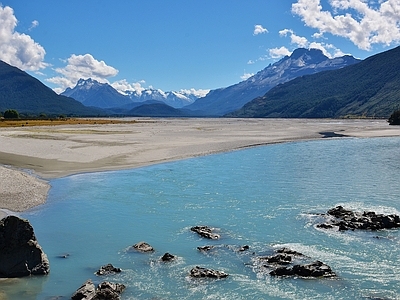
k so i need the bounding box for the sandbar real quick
[1,118,399,213]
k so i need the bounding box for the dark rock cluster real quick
[255,247,335,278]
[71,279,125,300]
[270,260,336,277]
[317,206,400,231]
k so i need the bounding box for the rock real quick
[94,282,126,300]
[197,245,214,252]
[160,252,176,262]
[71,279,126,300]
[270,261,335,278]
[0,215,50,278]
[190,226,220,239]
[238,245,250,252]
[95,264,122,276]
[131,241,154,252]
[320,206,400,231]
[71,279,96,300]
[275,247,303,256]
[189,266,229,279]
[260,253,292,265]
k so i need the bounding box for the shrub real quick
[3,109,19,119]
[388,109,400,125]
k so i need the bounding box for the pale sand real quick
[1,118,399,213]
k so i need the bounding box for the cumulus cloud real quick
[253,24,268,35]
[111,79,146,95]
[241,72,254,80]
[0,5,47,71]
[279,29,309,48]
[269,46,292,58]
[47,54,118,93]
[179,88,210,98]
[292,0,400,50]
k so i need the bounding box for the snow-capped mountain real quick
[61,78,133,109]
[61,78,207,109]
[123,88,203,108]
[185,48,361,116]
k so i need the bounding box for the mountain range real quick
[1,46,400,119]
[60,48,361,117]
[0,60,102,116]
[229,46,400,118]
[185,48,361,116]
[62,78,201,109]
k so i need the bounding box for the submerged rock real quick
[317,206,400,231]
[95,264,122,276]
[71,279,126,300]
[190,226,220,239]
[270,260,336,278]
[190,266,229,279]
[0,215,50,278]
[197,245,214,252]
[260,253,292,265]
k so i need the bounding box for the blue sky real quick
[1,1,400,95]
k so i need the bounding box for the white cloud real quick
[47,53,118,92]
[111,79,146,95]
[253,24,268,35]
[29,20,39,31]
[279,29,309,48]
[0,5,47,71]
[292,0,400,50]
[269,46,292,58]
[241,72,254,80]
[179,88,210,98]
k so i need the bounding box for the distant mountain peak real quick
[185,48,361,116]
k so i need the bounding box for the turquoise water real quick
[2,137,400,299]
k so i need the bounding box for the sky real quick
[1,1,400,96]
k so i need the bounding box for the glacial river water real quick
[1,136,400,299]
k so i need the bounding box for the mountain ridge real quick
[228,46,400,118]
[0,60,103,116]
[184,48,361,116]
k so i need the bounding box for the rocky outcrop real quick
[270,260,336,278]
[95,264,122,276]
[71,279,126,300]
[161,252,176,262]
[317,206,400,231]
[190,226,220,239]
[189,266,228,279]
[0,215,49,277]
[254,247,335,278]
[130,241,154,252]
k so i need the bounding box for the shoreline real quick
[1,118,400,213]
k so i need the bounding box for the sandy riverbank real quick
[1,118,399,213]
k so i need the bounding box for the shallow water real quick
[2,137,400,299]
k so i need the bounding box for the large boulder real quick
[0,215,49,277]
